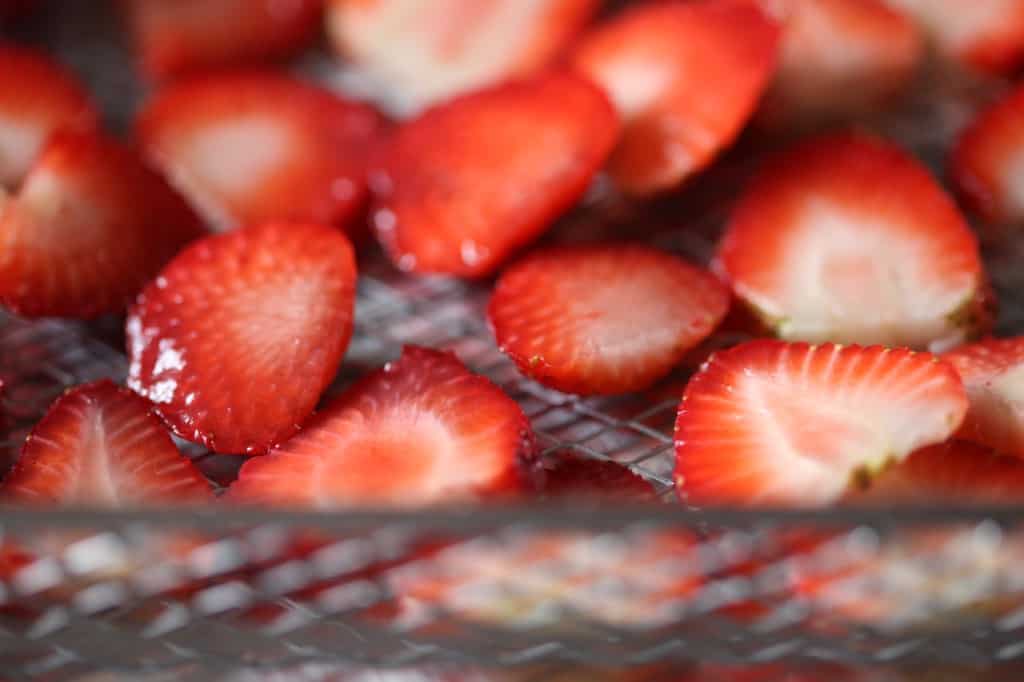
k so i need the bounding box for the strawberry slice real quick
[326,0,600,116]
[369,70,618,277]
[0,131,204,319]
[226,346,531,507]
[123,0,324,80]
[137,71,384,235]
[943,337,1024,458]
[0,46,98,188]
[884,0,1024,74]
[569,0,780,196]
[674,340,968,507]
[1,380,212,505]
[757,0,923,130]
[542,452,657,501]
[488,244,729,395]
[126,222,357,455]
[717,132,987,351]
[950,83,1024,228]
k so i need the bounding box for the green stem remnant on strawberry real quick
[226,346,533,508]
[126,222,357,455]
[674,341,968,507]
[716,132,989,350]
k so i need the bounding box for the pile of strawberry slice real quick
[3,0,1024,515]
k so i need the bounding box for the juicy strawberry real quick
[674,341,968,507]
[369,71,618,277]
[137,71,384,234]
[123,0,324,80]
[757,0,923,130]
[950,83,1024,228]
[0,46,98,188]
[488,244,729,395]
[542,452,658,501]
[126,222,357,455]
[226,346,531,507]
[569,0,780,196]
[1,381,212,505]
[326,0,600,116]
[0,131,204,319]
[884,0,1024,74]
[943,337,1024,458]
[716,132,987,351]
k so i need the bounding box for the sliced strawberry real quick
[674,341,968,507]
[488,244,729,395]
[326,0,600,116]
[884,0,1024,74]
[137,71,384,235]
[1,381,212,505]
[0,131,204,319]
[369,70,618,278]
[717,132,987,351]
[569,0,780,196]
[123,0,324,80]
[757,0,923,130]
[943,337,1024,458]
[542,452,658,501]
[126,222,357,455]
[950,83,1024,228]
[0,46,98,188]
[227,346,531,507]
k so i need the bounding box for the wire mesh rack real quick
[6,2,1024,681]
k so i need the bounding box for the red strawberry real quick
[674,341,968,507]
[542,452,658,501]
[0,1,36,21]
[137,71,384,235]
[943,337,1024,458]
[569,0,780,196]
[884,0,1024,74]
[488,244,729,395]
[757,0,923,130]
[950,83,1024,228]
[0,131,204,319]
[717,132,987,351]
[226,346,531,507]
[123,0,324,80]
[1,381,212,505]
[326,0,600,116]
[0,46,98,188]
[126,222,357,455]
[369,70,618,277]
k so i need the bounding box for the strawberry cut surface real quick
[570,0,780,196]
[227,346,531,507]
[127,222,357,455]
[1,381,212,506]
[138,71,384,234]
[0,131,204,318]
[369,70,618,278]
[674,341,968,507]
[488,244,730,395]
[717,132,986,350]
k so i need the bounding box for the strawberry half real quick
[569,0,780,196]
[674,341,968,507]
[226,346,531,507]
[717,132,987,351]
[950,83,1024,228]
[488,244,729,395]
[0,46,98,188]
[1,381,212,505]
[542,452,657,501]
[943,337,1024,458]
[0,131,204,319]
[369,70,618,278]
[137,71,384,235]
[123,0,324,80]
[757,0,923,130]
[326,0,600,116]
[126,222,357,455]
